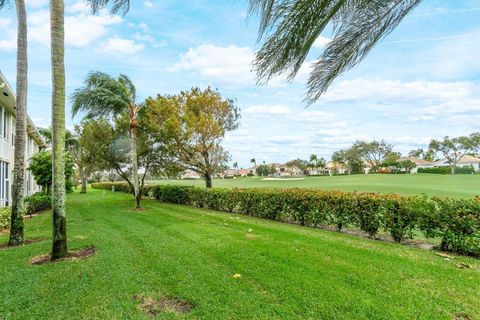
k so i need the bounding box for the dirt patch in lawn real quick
[133,294,193,316]
[0,237,45,250]
[30,246,96,265]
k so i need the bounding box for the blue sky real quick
[1,0,480,167]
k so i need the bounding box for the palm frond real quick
[87,0,130,15]
[306,0,420,103]
[71,71,132,119]
[249,0,421,103]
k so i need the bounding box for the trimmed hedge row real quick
[418,166,475,174]
[92,182,480,256]
[25,193,52,216]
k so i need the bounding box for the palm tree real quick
[2,0,28,246]
[309,154,318,172]
[249,0,421,103]
[250,158,257,174]
[49,0,131,259]
[50,0,68,259]
[72,72,142,208]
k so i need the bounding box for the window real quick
[0,106,3,138]
[4,110,8,140]
[0,161,9,206]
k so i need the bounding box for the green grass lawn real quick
[1,189,479,319]
[149,174,480,198]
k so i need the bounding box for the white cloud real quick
[169,44,255,86]
[244,104,291,115]
[323,78,473,102]
[100,37,144,55]
[27,5,122,47]
[144,1,154,8]
[26,0,48,8]
[312,36,331,48]
[0,19,16,50]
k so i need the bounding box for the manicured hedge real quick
[91,182,480,256]
[0,207,10,229]
[418,166,475,174]
[25,193,52,216]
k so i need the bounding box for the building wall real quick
[0,104,42,207]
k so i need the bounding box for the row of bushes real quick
[92,182,480,256]
[0,193,52,230]
[418,166,475,174]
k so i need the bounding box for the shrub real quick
[25,192,52,215]
[418,166,475,174]
[0,207,10,229]
[94,182,480,257]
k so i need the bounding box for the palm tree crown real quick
[71,72,137,120]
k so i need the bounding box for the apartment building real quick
[0,71,45,207]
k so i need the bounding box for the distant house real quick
[430,155,480,172]
[399,156,432,173]
[364,162,373,174]
[238,168,254,176]
[223,169,239,178]
[271,163,303,177]
[326,161,345,175]
[181,170,201,180]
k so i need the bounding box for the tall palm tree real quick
[50,0,67,259]
[249,0,421,103]
[71,72,142,208]
[2,0,28,246]
[49,0,131,259]
[250,158,257,174]
[309,154,317,172]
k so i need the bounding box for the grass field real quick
[1,189,479,319]
[149,174,480,198]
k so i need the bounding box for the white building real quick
[430,155,480,172]
[0,72,45,207]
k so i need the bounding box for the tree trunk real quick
[451,165,456,175]
[8,0,28,246]
[205,172,212,188]
[80,170,87,193]
[130,125,140,208]
[50,0,67,260]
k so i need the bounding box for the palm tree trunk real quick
[8,0,28,246]
[130,125,140,208]
[50,0,67,259]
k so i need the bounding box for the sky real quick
[1,0,480,168]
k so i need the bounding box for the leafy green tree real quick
[28,150,74,194]
[249,0,420,102]
[332,147,364,175]
[145,88,240,188]
[72,72,143,208]
[382,152,401,172]
[285,158,308,171]
[398,160,416,173]
[2,0,29,246]
[256,164,275,176]
[355,140,393,171]
[429,133,480,175]
[72,120,111,193]
[408,148,435,162]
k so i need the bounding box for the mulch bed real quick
[30,246,96,265]
[0,238,45,250]
[133,294,193,316]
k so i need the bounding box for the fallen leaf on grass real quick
[248,228,253,233]
[436,252,454,259]
[232,274,242,279]
[456,263,472,269]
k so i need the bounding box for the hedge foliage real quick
[25,193,52,216]
[0,207,10,229]
[418,166,475,174]
[92,182,480,256]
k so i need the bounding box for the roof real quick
[0,71,46,147]
[399,156,432,166]
[458,155,480,164]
